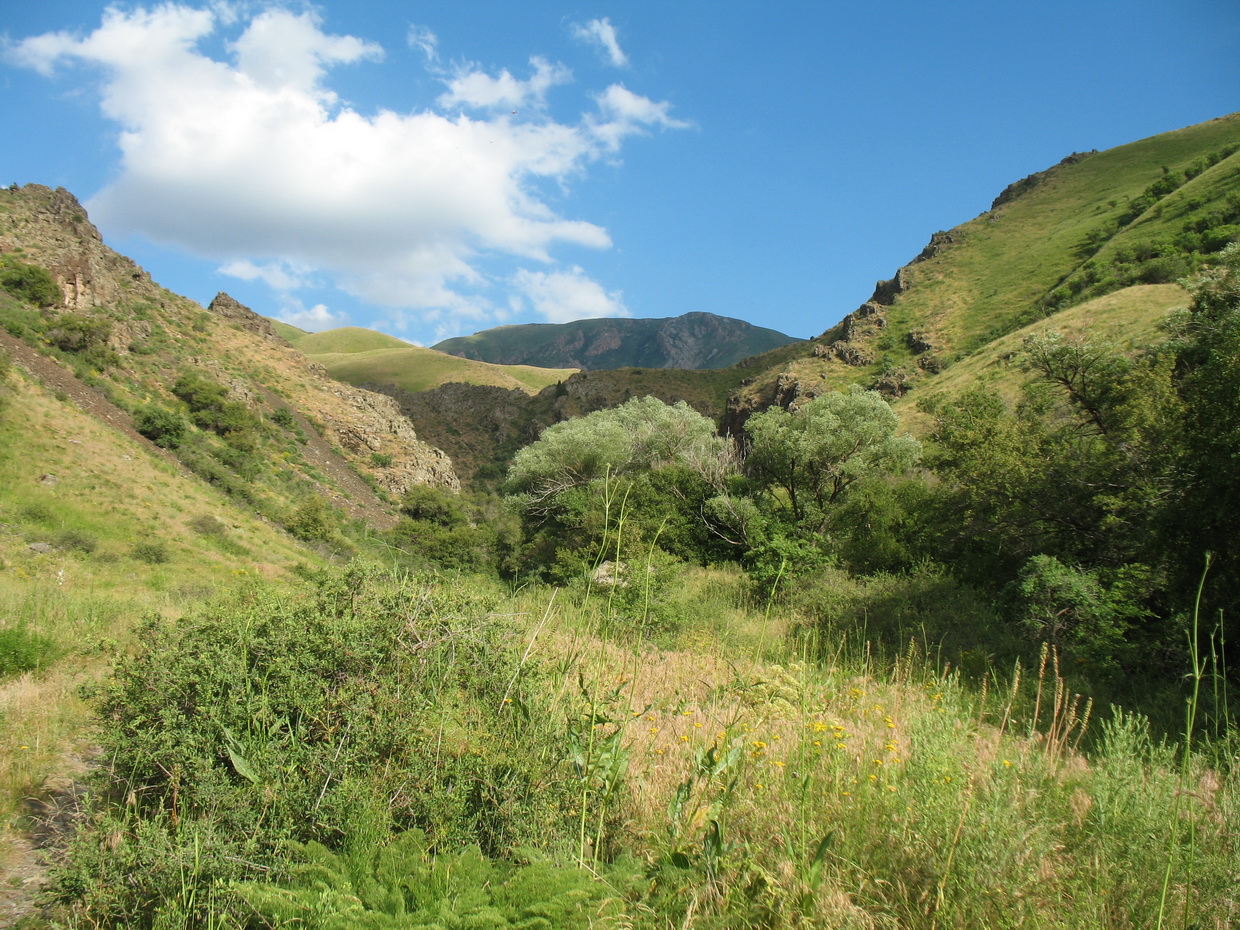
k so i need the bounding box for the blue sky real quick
[2,1,1237,346]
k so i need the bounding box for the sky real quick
[1,2,1237,346]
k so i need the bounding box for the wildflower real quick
[812,720,828,732]
[772,760,785,768]
[649,727,660,735]
[813,740,822,747]
[680,735,690,743]
[694,722,703,728]
[1002,759,1013,768]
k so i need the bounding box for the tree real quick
[505,396,727,520]
[1161,243,1240,625]
[745,388,920,529]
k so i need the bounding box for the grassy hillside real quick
[268,318,309,343]
[310,342,577,395]
[897,281,1187,429]
[289,325,414,354]
[728,113,1240,421]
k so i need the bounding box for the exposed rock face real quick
[0,185,154,312]
[208,292,289,344]
[319,386,459,495]
[914,231,954,263]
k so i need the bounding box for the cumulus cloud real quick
[276,297,347,332]
[218,258,308,291]
[513,266,628,323]
[571,18,628,68]
[7,4,686,331]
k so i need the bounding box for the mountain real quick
[431,311,801,370]
[363,113,1239,484]
[0,184,458,543]
[279,325,577,395]
[722,111,1240,430]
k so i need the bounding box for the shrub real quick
[0,625,59,678]
[45,314,111,353]
[131,541,169,564]
[55,529,98,554]
[0,258,60,307]
[52,569,581,927]
[133,403,187,448]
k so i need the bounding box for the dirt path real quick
[0,754,92,927]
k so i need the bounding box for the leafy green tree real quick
[745,387,920,530]
[504,397,735,574]
[1161,243,1240,623]
[133,403,188,449]
[506,396,726,516]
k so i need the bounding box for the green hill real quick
[290,325,413,354]
[724,112,1240,427]
[433,311,800,370]
[3,117,1240,930]
[306,341,577,395]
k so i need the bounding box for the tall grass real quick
[15,546,1238,928]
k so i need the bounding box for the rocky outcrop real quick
[0,185,155,312]
[208,292,289,344]
[913,231,954,263]
[319,386,459,495]
[990,151,1098,211]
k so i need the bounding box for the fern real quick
[235,830,619,929]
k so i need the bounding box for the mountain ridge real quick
[432,310,801,370]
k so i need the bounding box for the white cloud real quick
[8,5,685,331]
[438,56,571,111]
[571,18,628,68]
[218,258,307,290]
[589,83,693,151]
[513,266,628,323]
[276,297,346,332]
[407,24,438,62]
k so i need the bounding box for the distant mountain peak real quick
[433,312,800,370]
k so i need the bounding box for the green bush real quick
[0,625,59,678]
[133,403,187,448]
[52,568,582,927]
[0,257,60,307]
[131,540,169,564]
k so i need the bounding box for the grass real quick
[2,488,1236,927]
[731,112,1240,419]
[307,344,577,395]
